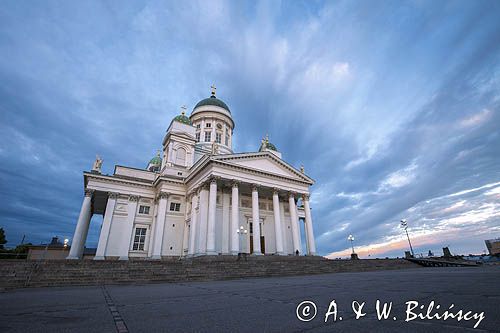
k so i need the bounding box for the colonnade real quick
[68,179,317,260]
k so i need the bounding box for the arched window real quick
[175,147,186,166]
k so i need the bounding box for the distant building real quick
[485,238,500,255]
[27,237,95,260]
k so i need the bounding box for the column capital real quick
[302,193,310,201]
[129,195,140,202]
[251,183,260,192]
[231,179,240,188]
[272,188,280,195]
[188,190,198,199]
[209,176,220,185]
[84,189,94,197]
[108,192,119,199]
[157,191,169,200]
[288,191,296,198]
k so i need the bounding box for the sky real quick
[0,0,499,258]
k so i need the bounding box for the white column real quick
[188,191,199,256]
[289,193,301,254]
[252,185,262,255]
[221,188,230,254]
[197,185,209,255]
[67,189,93,259]
[279,200,289,254]
[303,194,316,255]
[230,182,240,255]
[206,179,218,255]
[147,200,159,257]
[272,189,284,255]
[119,195,139,260]
[151,192,168,259]
[94,192,118,260]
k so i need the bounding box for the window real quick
[170,202,181,212]
[138,205,150,214]
[225,134,229,146]
[206,122,211,128]
[215,132,222,143]
[195,132,200,142]
[196,124,201,129]
[204,132,211,142]
[132,228,147,251]
[175,147,186,166]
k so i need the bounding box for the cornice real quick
[84,172,153,189]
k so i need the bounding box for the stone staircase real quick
[0,256,419,289]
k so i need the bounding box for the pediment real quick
[213,153,313,183]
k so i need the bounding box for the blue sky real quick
[0,0,499,257]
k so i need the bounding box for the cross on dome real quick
[211,84,216,96]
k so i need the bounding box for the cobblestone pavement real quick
[1,266,499,332]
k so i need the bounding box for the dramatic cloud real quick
[0,1,499,257]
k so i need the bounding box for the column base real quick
[66,255,80,260]
[230,250,239,255]
[93,256,106,260]
[118,256,129,261]
[275,251,285,256]
[206,250,218,255]
[150,255,162,260]
[252,252,263,256]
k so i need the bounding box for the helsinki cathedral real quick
[67,86,317,260]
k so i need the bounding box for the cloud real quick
[459,108,492,128]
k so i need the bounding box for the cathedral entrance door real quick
[249,221,266,254]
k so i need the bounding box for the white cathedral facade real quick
[67,88,317,260]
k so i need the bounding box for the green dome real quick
[265,142,277,151]
[259,135,278,152]
[194,95,231,113]
[173,113,192,125]
[149,154,162,166]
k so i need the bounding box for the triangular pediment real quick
[213,152,313,183]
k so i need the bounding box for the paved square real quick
[1,267,499,332]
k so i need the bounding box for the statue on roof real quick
[92,155,103,174]
[211,141,219,155]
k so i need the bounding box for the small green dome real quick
[173,113,192,125]
[194,95,231,113]
[149,154,162,166]
[265,142,277,151]
[259,134,278,152]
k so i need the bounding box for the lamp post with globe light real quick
[347,234,358,260]
[400,219,415,258]
[236,226,248,261]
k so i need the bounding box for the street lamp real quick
[236,226,248,261]
[347,234,358,260]
[400,219,415,257]
[347,235,355,254]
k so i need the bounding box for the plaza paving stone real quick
[0,266,498,332]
